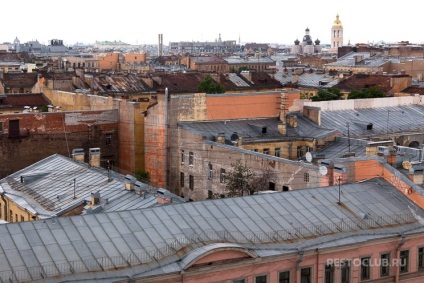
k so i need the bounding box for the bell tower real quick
[331,14,343,52]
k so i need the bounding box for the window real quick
[189,175,194,190]
[9,119,20,137]
[263,148,269,155]
[0,121,3,132]
[20,215,24,222]
[252,148,258,152]
[269,182,275,191]
[305,146,311,152]
[9,210,13,222]
[220,168,226,183]
[400,250,409,273]
[360,257,371,280]
[275,147,281,157]
[255,275,267,283]
[0,204,1,219]
[297,146,304,158]
[189,152,194,166]
[208,190,213,199]
[300,267,311,283]
[208,164,213,180]
[283,186,289,191]
[325,264,334,283]
[15,214,18,222]
[341,260,350,283]
[279,271,290,283]
[180,172,184,187]
[181,149,185,164]
[304,173,309,182]
[419,247,424,269]
[233,279,245,283]
[105,134,112,145]
[380,253,390,276]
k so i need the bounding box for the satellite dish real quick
[305,152,313,162]
[319,165,328,176]
[402,161,412,170]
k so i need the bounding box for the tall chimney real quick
[124,175,137,191]
[89,148,101,167]
[278,121,287,135]
[91,191,100,207]
[72,148,85,162]
[158,34,163,57]
[157,188,172,204]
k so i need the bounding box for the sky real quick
[2,0,423,46]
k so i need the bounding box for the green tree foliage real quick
[224,160,272,197]
[134,170,150,183]
[347,87,386,99]
[311,88,343,101]
[197,75,225,94]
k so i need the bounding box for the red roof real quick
[0,93,51,109]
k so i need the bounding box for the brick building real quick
[0,109,119,178]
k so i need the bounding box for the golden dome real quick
[333,14,342,27]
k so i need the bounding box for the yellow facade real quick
[241,140,315,160]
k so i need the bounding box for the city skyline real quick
[2,0,423,46]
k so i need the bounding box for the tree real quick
[224,160,272,197]
[311,88,343,101]
[225,160,254,197]
[197,75,225,94]
[134,170,149,183]
[348,87,386,99]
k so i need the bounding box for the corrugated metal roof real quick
[0,155,184,218]
[0,178,423,282]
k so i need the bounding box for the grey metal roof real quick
[0,155,184,218]
[320,105,424,138]
[179,115,337,144]
[324,52,388,67]
[273,71,340,88]
[315,137,368,160]
[0,178,423,282]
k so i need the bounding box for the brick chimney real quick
[124,175,137,191]
[72,148,85,162]
[333,164,347,185]
[89,148,101,167]
[303,106,321,126]
[91,191,100,207]
[408,168,424,185]
[157,188,172,204]
[320,159,334,186]
[216,133,226,143]
[286,114,298,128]
[278,121,287,135]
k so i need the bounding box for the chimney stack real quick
[124,175,137,191]
[278,121,287,135]
[72,148,85,162]
[408,168,424,185]
[91,191,100,206]
[89,148,101,167]
[216,133,226,143]
[157,188,172,204]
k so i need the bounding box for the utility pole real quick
[73,178,76,199]
[346,121,351,153]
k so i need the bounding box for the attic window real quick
[262,126,267,134]
[367,124,373,130]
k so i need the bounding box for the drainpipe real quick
[316,249,319,283]
[395,234,406,283]
[296,250,304,283]
[165,87,169,190]
[1,192,7,221]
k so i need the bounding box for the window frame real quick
[255,274,268,283]
[324,263,334,283]
[181,149,185,164]
[278,270,290,283]
[380,252,390,277]
[275,147,281,157]
[304,173,310,182]
[263,148,269,155]
[400,250,409,273]
[360,256,371,280]
[220,168,226,183]
[418,247,424,270]
[208,163,213,180]
[300,267,312,283]
[340,260,350,283]
[180,172,185,187]
[189,151,194,166]
[189,175,194,190]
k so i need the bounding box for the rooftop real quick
[0,178,422,282]
[0,93,51,110]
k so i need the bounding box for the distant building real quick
[291,28,322,54]
[169,34,239,55]
[330,14,344,52]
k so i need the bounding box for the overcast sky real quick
[2,0,422,46]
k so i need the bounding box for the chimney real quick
[89,148,101,167]
[320,159,334,186]
[240,70,252,82]
[333,165,347,185]
[408,167,424,185]
[303,106,321,126]
[216,133,226,143]
[291,74,298,84]
[157,188,172,204]
[286,114,298,128]
[91,191,100,206]
[387,148,397,166]
[278,121,287,135]
[124,175,137,191]
[72,148,85,162]
[134,181,148,195]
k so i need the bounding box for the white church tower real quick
[330,14,343,52]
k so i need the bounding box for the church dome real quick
[333,14,342,27]
[306,39,313,45]
[294,39,300,45]
[315,38,321,45]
